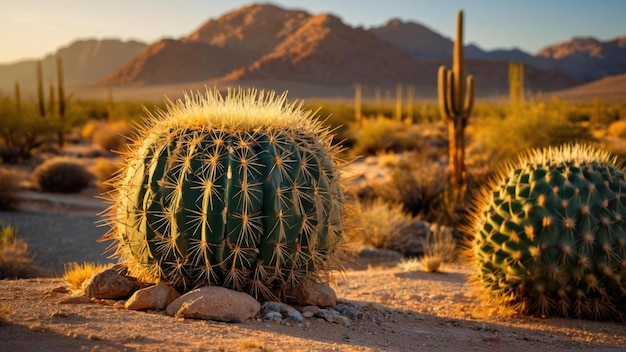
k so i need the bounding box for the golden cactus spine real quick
[437,10,475,188]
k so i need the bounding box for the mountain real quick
[370,19,626,83]
[536,36,626,81]
[0,39,147,91]
[549,73,626,102]
[99,4,578,98]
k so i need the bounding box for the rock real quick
[56,295,92,304]
[125,283,180,311]
[333,304,363,320]
[287,282,337,307]
[315,308,351,327]
[82,269,136,299]
[261,302,303,322]
[166,286,260,323]
[302,305,320,318]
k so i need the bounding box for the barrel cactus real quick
[469,144,626,320]
[101,88,345,300]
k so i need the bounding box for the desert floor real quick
[1,175,626,352]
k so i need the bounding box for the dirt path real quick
[1,263,625,352]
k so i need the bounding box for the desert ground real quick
[1,174,626,352]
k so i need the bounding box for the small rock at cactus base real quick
[165,286,260,323]
[261,302,303,322]
[125,283,181,311]
[82,269,136,299]
[287,282,337,307]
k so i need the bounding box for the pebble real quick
[261,302,303,322]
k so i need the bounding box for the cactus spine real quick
[101,88,345,301]
[438,10,475,187]
[469,144,626,321]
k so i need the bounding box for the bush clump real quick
[0,224,46,279]
[32,157,93,193]
[0,168,23,211]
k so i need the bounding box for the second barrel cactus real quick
[101,88,345,300]
[469,144,626,320]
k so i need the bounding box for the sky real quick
[1,0,625,64]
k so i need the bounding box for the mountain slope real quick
[0,39,147,91]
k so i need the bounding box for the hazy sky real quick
[1,0,625,64]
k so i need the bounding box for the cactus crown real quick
[101,88,346,301]
[467,143,626,321]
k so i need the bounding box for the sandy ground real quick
[2,263,626,352]
[1,171,626,351]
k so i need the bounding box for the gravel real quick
[0,209,111,276]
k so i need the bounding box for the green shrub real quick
[0,98,53,163]
[32,157,93,193]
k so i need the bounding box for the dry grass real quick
[0,224,47,279]
[63,262,110,289]
[345,198,414,249]
[607,120,626,138]
[420,226,457,273]
[31,157,94,193]
[91,121,133,153]
[93,157,121,190]
[0,167,23,211]
[0,304,10,326]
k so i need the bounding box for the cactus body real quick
[102,88,344,300]
[437,10,475,187]
[469,144,626,320]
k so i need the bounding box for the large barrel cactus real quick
[469,144,626,320]
[101,88,345,300]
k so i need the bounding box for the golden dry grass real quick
[63,262,110,289]
[0,225,46,279]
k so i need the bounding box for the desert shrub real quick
[32,157,93,193]
[351,118,414,156]
[0,304,9,325]
[345,198,414,250]
[607,120,626,139]
[420,226,457,272]
[93,157,121,190]
[380,155,448,218]
[0,224,46,279]
[0,98,54,163]
[64,262,110,289]
[91,121,133,152]
[0,167,23,211]
[470,103,594,165]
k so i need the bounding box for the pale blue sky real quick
[1,0,624,64]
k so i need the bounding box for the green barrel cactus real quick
[469,144,626,320]
[101,88,345,300]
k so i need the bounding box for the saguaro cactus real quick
[438,10,475,187]
[509,61,525,112]
[56,56,66,148]
[36,61,46,118]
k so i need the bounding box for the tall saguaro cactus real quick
[36,61,46,118]
[438,10,475,187]
[56,56,66,147]
[509,61,525,112]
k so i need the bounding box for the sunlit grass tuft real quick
[64,262,110,289]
